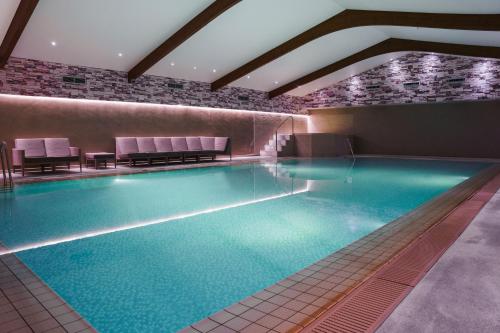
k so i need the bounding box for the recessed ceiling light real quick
[118,53,123,57]
[50,41,57,46]
[274,81,279,85]
[212,69,217,73]
[193,66,197,70]
[390,58,394,61]
[170,62,175,67]
[246,75,251,79]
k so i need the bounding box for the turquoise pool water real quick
[0,158,489,332]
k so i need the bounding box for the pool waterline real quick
[0,158,491,333]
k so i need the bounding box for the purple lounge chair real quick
[12,138,81,176]
[153,137,183,163]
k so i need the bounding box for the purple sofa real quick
[12,138,82,176]
[116,136,231,166]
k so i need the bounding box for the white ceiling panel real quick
[231,27,388,91]
[12,0,213,71]
[0,0,20,44]
[378,27,500,47]
[3,0,500,98]
[147,0,343,82]
[333,0,500,14]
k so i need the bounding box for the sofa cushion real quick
[44,138,71,157]
[200,137,215,151]
[116,137,139,155]
[136,137,157,153]
[186,137,203,151]
[153,137,173,153]
[214,137,228,152]
[171,137,188,152]
[15,139,46,157]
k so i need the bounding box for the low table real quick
[85,152,116,169]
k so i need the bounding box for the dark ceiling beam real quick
[211,10,500,91]
[128,0,241,82]
[268,38,500,98]
[0,0,39,68]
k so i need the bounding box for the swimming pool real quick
[0,158,489,332]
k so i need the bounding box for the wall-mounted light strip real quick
[0,188,308,256]
[0,93,309,118]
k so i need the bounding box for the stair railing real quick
[345,137,355,161]
[274,116,294,152]
[1,141,14,192]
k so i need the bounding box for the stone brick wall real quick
[0,57,304,114]
[1,53,499,114]
[304,52,500,109]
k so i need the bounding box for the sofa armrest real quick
[12,149,25,166]
[69,147,81,157]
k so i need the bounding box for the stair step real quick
[260,150,278,157]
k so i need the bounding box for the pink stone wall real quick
[304,53,500,109]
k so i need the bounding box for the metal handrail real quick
[0,141,14,191]
[275,115,294,152]
[345,137,355,161]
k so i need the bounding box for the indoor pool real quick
[0,158,489,332]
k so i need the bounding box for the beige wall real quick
[0,94,307,156]
[309,99,500,159]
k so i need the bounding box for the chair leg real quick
[22,165,25,177]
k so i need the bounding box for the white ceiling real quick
[0,0,20,44]
[1,0,499,97]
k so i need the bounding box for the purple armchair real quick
[12,138,82,176]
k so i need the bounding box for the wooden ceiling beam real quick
[128,0,241,82]
[0,0,39,68]
[211,10,500,91]
[268,38,500,98]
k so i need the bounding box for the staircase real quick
[260,134,295,157]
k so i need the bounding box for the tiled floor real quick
[0,243,96,333]
[182,165,500,333]
[377,187,500,332]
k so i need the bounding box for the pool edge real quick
[0,242,97,332]
[182,164,500,333]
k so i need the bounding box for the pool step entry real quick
[260,134,295,157]
[0,141,14,192]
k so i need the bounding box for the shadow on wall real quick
[308,99,500,159]
[0,94,308,157]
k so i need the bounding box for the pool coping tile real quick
[0,246,97,333]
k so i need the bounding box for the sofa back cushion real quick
[44,138,71,157]
[186,137,202,151]
[15,139,47,158]
[200,137,215,151]
[136,137,157,153]
[214,137,228,152]
[171,137,188,152]
[153,137,173,153]
[116,137,139,156]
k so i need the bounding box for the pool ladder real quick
[345,137,355,161]
[0,141,14,192]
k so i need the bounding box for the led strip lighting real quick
[0,188,308,256]
[0,93,309,118]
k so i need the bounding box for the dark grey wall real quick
[309,99,500,159]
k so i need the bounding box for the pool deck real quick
[9,156,267,185]
[0,243,96,333]
[1,158,499,333]
[376,188,500,333]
